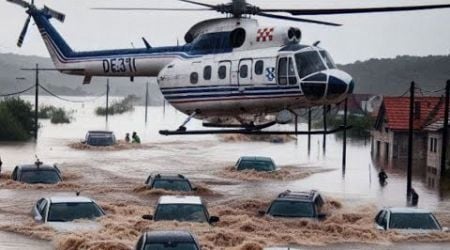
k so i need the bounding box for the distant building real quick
[337,94,382,116]
[424,119,450,187]
[372,96,446,165]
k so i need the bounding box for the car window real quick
[20,170,61,184]
[152,180,192,192]
[38,199,48,216]
[47,202,104,222]
[144,243,198,250]
[154,204,208,222]
[237,160,276,171]
[268,200,315,217]
[87,136,115,146]
[389,213,440,230]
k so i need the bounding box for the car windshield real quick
[87,136,114,146]
[47,202,104,222]
[153,180,192,192]
[237,160,275,172]
[295,51,327,79]
[268,200,315,218]
[20,170,61,184]
[154,204,208,222]
[144,243,198,250]
[389,213,440,230]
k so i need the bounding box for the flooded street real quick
[1,96,450,249]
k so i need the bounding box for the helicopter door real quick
[217,61,232,85]
[238,59,253,86]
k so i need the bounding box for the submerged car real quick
[261,190,326,219]
[84,130,116,146]
[32,195,105,232]
[11,162,62,184]
[375,207,447,232]
[235,156,277,172]
[145,174,196,192]
[135,231,201,250]
[143,195,219,224]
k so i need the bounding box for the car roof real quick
[17,164,57,171]
[275,190,320,202]
[144,231,195,243]
[239,156,273,162]
[152,174,188,181]
[88,130,113,134]
[48,196,94,204]
[387,207,432,214]
[158,195,202,205]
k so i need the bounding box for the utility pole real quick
[308,108,312,155]
[342,98,348,172]
[106,79,110,123]
[407,81,415,199]
[34,64,39,139]
[145,81,149,123]
[441,80,450,177]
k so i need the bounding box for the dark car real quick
[142,195,219,224]
[375,207,447,232]
[11,162,62,184]
[145,174,196,192]
[261,190,326,219]
[84,130,116,146]
[235,156,277,172]
[135,231,201,250]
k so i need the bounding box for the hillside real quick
[1,53,449,100]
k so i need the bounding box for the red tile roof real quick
[383,96,446,131]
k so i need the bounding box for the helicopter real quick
[6,0,450,135]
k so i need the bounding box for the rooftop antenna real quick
[313,41,321,46]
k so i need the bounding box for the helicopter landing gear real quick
[176,111,198,132]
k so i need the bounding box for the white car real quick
[375,207,448,232]
[32,196,105,232]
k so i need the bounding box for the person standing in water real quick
[125,133,130,143]
[378,169,388,185]
[132,132,141,144]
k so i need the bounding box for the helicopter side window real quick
[203,66,212,80]
[218,66,227,80]
[239,65,248,78]
[190,72,199,84]
[255,60,264,75]
[278,57,288,85]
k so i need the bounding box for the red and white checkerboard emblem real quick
[256,27,274,42]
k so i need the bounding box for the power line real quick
[0,85,35,97]
[38,84,105,103]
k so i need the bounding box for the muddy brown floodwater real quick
[1,96,450,249]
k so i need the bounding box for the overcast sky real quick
[0,0,449,64]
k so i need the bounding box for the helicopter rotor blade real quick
[6,0,30,8]
[261,4,450,16]
[177,0,217,9]
[17,14,31,47]
[257,12,341,26]
[91,7,212,12]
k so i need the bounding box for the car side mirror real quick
[443,227,449,232]
[258,210,266,216]
[142,215,153,220]
[318,213,327,220]
[209,216,220,224]
[34,215,43,222]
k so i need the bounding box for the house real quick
[424,119,450,187]
[372,96,446,164]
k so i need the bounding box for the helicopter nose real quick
[325,69,354,100]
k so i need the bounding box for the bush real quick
[95,95,139,116]
[0,98,35,141]
[50,108,71,124]
[38,105,57,119]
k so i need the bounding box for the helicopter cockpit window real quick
[319,50,336,69]
[240,65,248,78]
[218,66,227,80]
[255,60,264,75]
[295,51,327,79]
[203,66,212,80]
[190,72,199,84]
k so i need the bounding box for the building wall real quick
[371,122,394,162]
[426,132,441,188]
